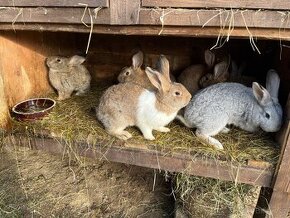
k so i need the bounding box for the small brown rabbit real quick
[46,55,91,100]
[177,49,216,95]
[97,55,191,140]
[118,51,176,90]
[117,51,154,90]
[199,57,230,88]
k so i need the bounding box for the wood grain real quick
[1,24,290,41]
[110,0,140,24]
[8,135,274,187]
[268,122,290,217]
[0,0,109,7]
[139,9,290,29]
[0,7,110,24]
[142,0,290,10]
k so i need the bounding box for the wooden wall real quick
[0,30,289,130]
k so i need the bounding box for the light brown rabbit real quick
[97,56,191,140]
[177,49,216,95]
[117,51,154,90]
[199,57,230,88]
[46,55,91,100]
[118,51,176,90]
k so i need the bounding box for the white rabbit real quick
[177,69,283,150]
[97,55,191,140]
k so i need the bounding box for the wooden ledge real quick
[6,134,274,187]
[0,24,290,41]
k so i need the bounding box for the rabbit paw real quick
[155,127,170,132]
[221,127,230,133]
[115,131,132,140]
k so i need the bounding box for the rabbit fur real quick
[46,55,91,100]
[178,69,283,150]
[97,56,191,140]
[118,51,176,89]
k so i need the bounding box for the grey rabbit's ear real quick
[252,82,272,106]
[156,55,171,81]
[145,67,170,92]
[69,55,86,66]
[204,49,216,68]
[132,51,143,69]
[266,69,280,100]
[213,61,229,79]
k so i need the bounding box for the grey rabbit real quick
[177,69,283,150]
[46,55,91,100]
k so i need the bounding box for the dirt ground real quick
[0,146,174,217]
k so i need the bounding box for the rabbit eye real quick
[174,91,181,96]
[265,113,270,119]
[56,59,61,63]
[125,71,130,76]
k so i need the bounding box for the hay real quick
[11,82,279,165]
[174,173,261,217]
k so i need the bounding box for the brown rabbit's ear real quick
[204,49,216,68]
[145,67,170,92]
[69,55,86,66]
[156,55,171,81]
[213,61,229,79]
[132,51,143,69]
[252,82,272,106]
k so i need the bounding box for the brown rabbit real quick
[117,51,154,90]
[177,49,216,95]
[199,58,230,88]
[46,55,91,100]
[97,56,191,140]
[118,51,176,90]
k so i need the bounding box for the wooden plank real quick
[7,135,274,187]
[1,24,290,41]
[268,122,290,217]
[109,0,140,24]
[142,0,290,11]
[139,9,290,29]
[0,0,109,7]
[0,7,110,24]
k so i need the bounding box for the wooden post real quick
[110,0,140,25]
[267,122,290,218]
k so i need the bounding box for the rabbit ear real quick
[132,51,143,69]
[69,55,86,66]
[213,61,229,79]
[145,67,170,92]
[252,82,272,106]
[266,69,280,100]
[156,55,171,81]
[204,50,216,68]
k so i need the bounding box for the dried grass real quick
[10,83,279,166]
[174,173,260,217]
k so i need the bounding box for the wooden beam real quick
[142,0,290,11]
[268,122,290,218]
[0,7,110,24]
[0,0,109,7]
[1,24,290,41]
[139,9,290,29]
[7,135,274,187]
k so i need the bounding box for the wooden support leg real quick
[267,122,290,218]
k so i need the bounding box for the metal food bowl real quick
[12,98,56,121]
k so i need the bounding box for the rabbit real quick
[46,55,91,100]
[118,51,176,90]
[97,55,191,140]
[177,69,283,150]
[198,56,230,88]
[177,49,216,95]
[117,51,154,90]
